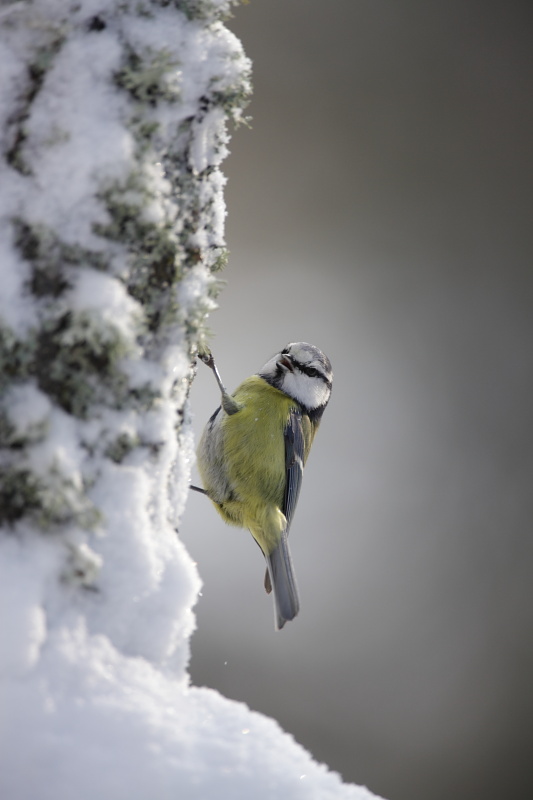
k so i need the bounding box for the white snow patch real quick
[189,106,229,173]
[69,268,142,343]
[4,382,52,440]
[0,536,58,679]
[0,611,381,799]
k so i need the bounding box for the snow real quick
[3,382,52,441]
[69,268,143,342]
[0,2,382,798]
[1,611,380,800]
[189,106,229,172]
[1,524,379,800]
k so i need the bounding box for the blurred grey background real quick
[180,2,533,798]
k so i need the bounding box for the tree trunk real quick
[0,0,249,696]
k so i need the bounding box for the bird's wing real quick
[282,407,307,531]
[263,407,309,618]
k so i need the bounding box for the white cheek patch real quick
[282,372,330,410]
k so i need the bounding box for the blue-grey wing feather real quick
[263,408,305,628]
[283,407,305,531]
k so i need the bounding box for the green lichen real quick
[13,220,109,300]
[210,85,251,124]
[114,46,181,106]
[0,467,42,525]
[105,432,140,463]
[0,410,16,449]
[211,250,228,273]
[12,220,109,303]
[0,325,33,394]
[1,309,136,420]
[33,311,131,418]
[166,0,240,23]
[94,176,183,332]
[0,465,100,529]
[129,117,161,156]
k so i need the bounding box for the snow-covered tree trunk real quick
[1,0,248,657]
[0,2,381,798]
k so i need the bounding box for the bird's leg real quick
[197,346,241,415]
[190,484,209,495]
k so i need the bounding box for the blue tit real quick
[195,342,332,630]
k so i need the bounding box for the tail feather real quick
[264,534,300,630]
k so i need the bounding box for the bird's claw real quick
[197,344,214,368]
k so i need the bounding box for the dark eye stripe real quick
[292,359,331,385]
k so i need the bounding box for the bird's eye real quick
[305,367,319,378]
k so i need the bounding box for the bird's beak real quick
[278,355,294,372]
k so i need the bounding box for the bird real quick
[194,342,332,630]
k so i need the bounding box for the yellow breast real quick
[223,376,296,509]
